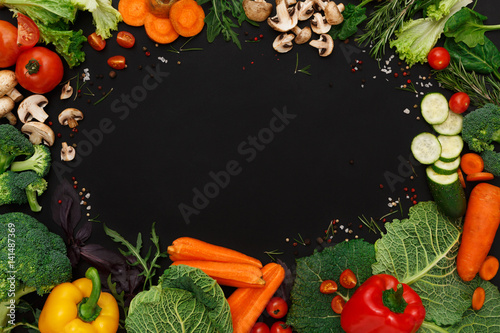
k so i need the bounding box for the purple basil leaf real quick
[75,221,93,243]
[275,259,294,301]
[80,243,127,273]
[67,244,81,267]
[51,179,82,239]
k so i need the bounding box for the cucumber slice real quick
[438,135,463,162]
[421,92,449,125]
[432,157,460,175]
[426,167,466,218]
[432,111,463,135]
[411,132,441,164]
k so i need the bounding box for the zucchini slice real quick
[432,157,461,175]
[438,135,464,162]
[432,111,463,135]
[426,167,467,219]
[421,92,449,125]
[411,132,441,165]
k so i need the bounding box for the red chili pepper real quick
[340,274,425,333]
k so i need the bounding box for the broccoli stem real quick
[25,189,42,213]
[492,129,500,144]
[0,286,36,331]
[0,154,15,174]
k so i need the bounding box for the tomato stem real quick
[24,59,40,75]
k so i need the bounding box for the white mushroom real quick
[0,96,16,125]
[0,70,23,103]
[21,122,55,146]
[60,142,76,161]
[291,25,312,44]
[310,12,331,34]
[58,108,84,128]
[60,81,73,100]
[309,33,334,57]
[296,0,315,21]
[324,1,344,25]
[267,0,298,32]
[273,33,295,53]
[243,0,273,22]
[17,94,49,123]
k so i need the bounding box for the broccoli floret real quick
[10,144,51,177]
[462,104,500,153]
[0,172,27,206]
[0,212,71,329]
[481,150,500,176]
[0,171,48,212]
[0,124,34,174]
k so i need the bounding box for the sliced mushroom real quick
[291,25,312,44]
[243,0,273,22]
[21,122,55,146]
[0,96,16,125]
[60,142,76,161]
[312,0,329,12]
[267,0,298,32]
[309,33,334,57]
[324,1,344,25]
[273,33,295,53]
[296,0,315,21]
[60,81,73,100]
[310,12,331,34]
[58,108,84,128]
[17,94,49,123]
[0,70,23,103]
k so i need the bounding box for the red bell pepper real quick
[340,274,426,333]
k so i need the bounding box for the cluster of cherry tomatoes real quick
[319,269,357,315]
[250,296,291,333]
[87,31,136,70]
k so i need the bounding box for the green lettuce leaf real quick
[125,265,232,333]
[426,0,463,20]
[37,24,87,69]
[0,0,77,25]
[287,239,376,332]
[72,0,122,39]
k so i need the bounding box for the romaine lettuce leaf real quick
[0,0,77,25]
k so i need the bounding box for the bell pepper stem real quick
[78,267,102,322]
[382,283,407,314]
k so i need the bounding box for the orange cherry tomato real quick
[107,55,126,70]
[320,280,338,294]
[339,269,357,289]
[88,32,106,51]
[331,295,345,314]
[116,31,136,48]
[17,14,39,52]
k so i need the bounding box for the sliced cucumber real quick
[411,132,441,165]
[432,111,463,135]
[432,157,460,175]
[421,92,449,125]
[426,167,466,219]
[438,135,463,162]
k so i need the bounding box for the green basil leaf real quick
[444,36,500,75]
[329,3,367,41]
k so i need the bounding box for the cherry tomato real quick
[107,55,127,69]
[266,297,288,319]
[427,47,450,70]
[17,14,39,52]
[0,20,21,68]
[331,295,345,314]
[117,31,136,48]
[339,269,357,289]
[449,92,470,114]
[270,322,292,333]
[15,46,64,94]
[88,32,106,51]
[319,280,338,294]
[250,322,270,333]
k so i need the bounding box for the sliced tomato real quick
[88,32,106,51]
[331,295,345,314]
[117,31,136,48]
[107,55,126,69]
[17,14,39,52]
[339,269,357,289]
[319,280,338,294]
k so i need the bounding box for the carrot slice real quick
[457,168,466,188]
[461,153,485,175]
[472,287,486,311]
[144,13,179,44]
[118,0,150,27]
[479,256,499,281]
[466,172,494,182]
[169,0,205,37]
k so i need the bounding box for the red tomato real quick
[319,280,338,294]
[449,92,470,114]
[117,31,136,48]
[17,14,39,52]
[339,269,357,289]
[107,55,127,69]
[331,295,346,314]
[270,322,292,333]
[88,32,106,51]
[266,297,288,319]
[15,46,63,94]
[427,47,450,70]
[0,20,21,68]
[250,322,270,333]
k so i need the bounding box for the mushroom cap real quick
[296,0,314,21]
[292,26,312,44]
[60,142,76,162]
[310,12,331,34]
[243,0,273,22]
[0,96,16,125]
[17,94,49,124]
[267,0,298,32]
[273,32,295,53]
[325,1,344,25]
[21,121,55,146]
[309,33,334,57]
[0,70,18,97]
[58,108,84,127]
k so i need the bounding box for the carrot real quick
[227,263,285,333]
[169,0,205,37]
[466,172,494,182]
[460,153,484,175]
[118,0,150,27]
[170,260,266,288]
[458,168,466,188]
[472,287,486,311]
[147,0,178,18]
[479,256,499,281]
[167,237,263,268]
[144,13,179,44]
[457,183,500,281]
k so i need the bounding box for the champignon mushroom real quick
[243,0,273,22]
[267,0,298,32]
[21,122,55,146]
[0,70,23,103]
[309,33,334,57]
[60,142,76,161]
[17,94,49,123]
[324,1,344,25]
[58,108,84,128]
[291,25,312,44]
[310,12,331,34]
[0,96,16,125]
[273,33,295,53]
[296,0,315,21]
[60,81,73,100]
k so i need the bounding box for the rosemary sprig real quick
[294,53,311,75]
[396,81,418,94]
[264,249,284,261]
[94,88,114,105]
[168,37,203,53]
[293,233,307,246]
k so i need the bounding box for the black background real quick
[1,0,500,329]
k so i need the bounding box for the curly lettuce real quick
[71,0,122,39]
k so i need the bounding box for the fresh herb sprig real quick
[294,53,311,75]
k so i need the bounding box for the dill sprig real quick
[433,60,500,107]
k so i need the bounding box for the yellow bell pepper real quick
[38,267,119,333]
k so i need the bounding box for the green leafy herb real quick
[287,239,376,332]
[71,0,123,40]
[294,53,311,75]
[329,0,371,41]
[264,249,284,261]
[168,37,204,53]
[444,7,500,48]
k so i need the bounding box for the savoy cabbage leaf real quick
[125,265,232,333]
